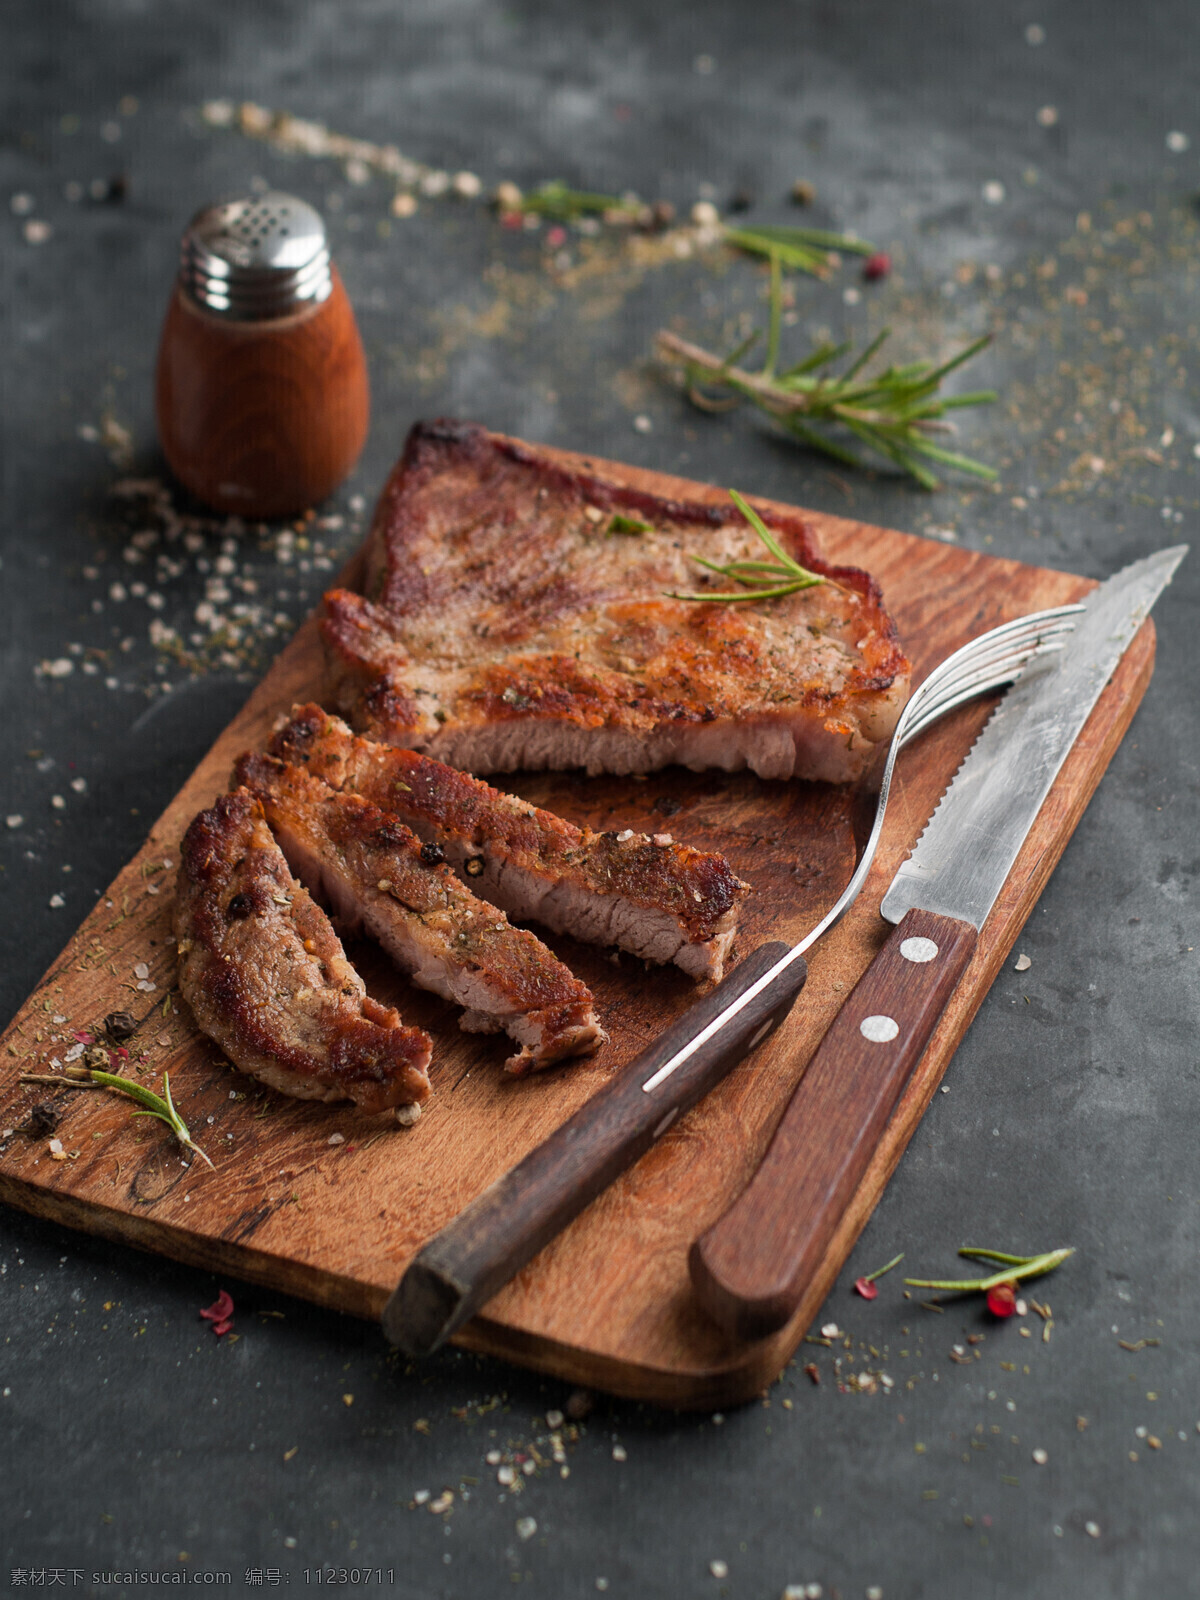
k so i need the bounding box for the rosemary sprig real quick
[666,489,832,604]
[520,180,641,220]
[904,1246,1073,1294]
[89,1069,214,1169]
[608,512,652,535]
[722,222,875,278]
[655,257,997,488]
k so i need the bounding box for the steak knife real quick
[689,543,1186,1338]
[383,546,1183,1358]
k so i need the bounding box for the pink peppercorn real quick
[863,252,892,282]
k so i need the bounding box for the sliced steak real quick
[174,789,432,1115]
[234,752,605,1074]
[322,419,910,783]
[269,705,750,982]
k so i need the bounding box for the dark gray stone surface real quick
[2,3,1197,1596]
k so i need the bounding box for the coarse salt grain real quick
[515,1516,537,1540]
[1085,1521,1101,1538]
[1166,131,1190,154]
[49,894,65,909]
[632,415,653,434]
[866,1590,884,1600]
[1014,953,1031,972]
[709,1560,728,1580]
[497,1465,515,1485]
[545,1409,564,1429]
[413,1489,430,1504]
[5,815,22,829]
[327,1133,345,1146]
[982,181,1006,205]
[134,963,150,980]
[485,1449,501,1465]
[821,1323,840,1339]
[1032,1448,1048,1464]
[612,1444,627,1461]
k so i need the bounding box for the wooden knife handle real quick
[382,941,807,1356]
[689,909,977,1342]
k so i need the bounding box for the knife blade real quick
[688,545,1186,1339]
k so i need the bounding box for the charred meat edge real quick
[174,788,432,1115]
[234,752,606,1074]
[321,418,910,783]
[269,705,750,982]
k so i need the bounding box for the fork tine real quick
[914,607,1082,695]
[907,625,1076,717]
[794,602,1087,957]
[899,605,1083,731]
[900,641,1069,743]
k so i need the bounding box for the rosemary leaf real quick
[608,513,652,535]
[89,1068,214,1169]
[724,223,875,278]
[666,489,830,605]
[521,180,639,220]
[904,1247,1074,1293]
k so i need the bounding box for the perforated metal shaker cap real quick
[179,192,333,320]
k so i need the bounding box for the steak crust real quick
[234,752,605,1074]
[322,419,910,783]
[174,788,432,1114]
[269,705,750,982]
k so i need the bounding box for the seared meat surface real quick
[234,752,605,1073]
[174,788,432,1114]
[322,420,910,784]
[270,705,750,982]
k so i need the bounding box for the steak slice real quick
[234,752,605,1074]
[269,705,750,982]
[174,789,432,1115]
[322,419,910,783]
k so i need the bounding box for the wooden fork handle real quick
[689,909,977,1342]
[382,940,808,1357]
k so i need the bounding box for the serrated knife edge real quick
[880,544,1186,929]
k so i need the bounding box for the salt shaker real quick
[155,192,369,519]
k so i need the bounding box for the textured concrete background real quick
[2,3,1198,1596]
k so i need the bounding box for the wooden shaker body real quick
[155,267,369,519]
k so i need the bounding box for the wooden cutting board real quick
[0,442,1155,1408]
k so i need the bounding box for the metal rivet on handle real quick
[747,1019,774,1051]
[860,1014,900,1043]
[900,936,940,964]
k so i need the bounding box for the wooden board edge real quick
[0,431,1158,1410]
[0,1168,389,1321]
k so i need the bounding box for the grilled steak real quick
[234,752,605,1074]
[175,788,432,1115]
[322,420,910,783]
[269,705,750,982]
